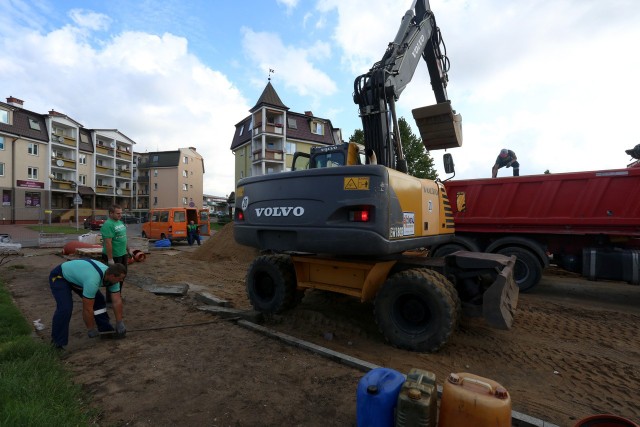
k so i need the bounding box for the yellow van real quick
[141,207,210,241]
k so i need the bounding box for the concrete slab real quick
[146,284,189,295]
[197,306,263,323]
[194,291,230,307]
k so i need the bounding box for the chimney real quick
[49,109,64,117]
[304,111,313,117]
[6,96,24,108]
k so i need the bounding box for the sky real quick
[1,0,639,196]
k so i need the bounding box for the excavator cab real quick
[292,142,364,171]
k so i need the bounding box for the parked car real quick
[84,214,108,230]
[121,213,140,224]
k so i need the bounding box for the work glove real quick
[116,320,127,337]
[87,328,99,338]
[107,259,115,266]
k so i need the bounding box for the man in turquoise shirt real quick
[49,259,127,349]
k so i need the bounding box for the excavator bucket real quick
[412,101,463,150]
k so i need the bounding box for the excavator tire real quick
[246,254,297,313]
[374,268,457,352]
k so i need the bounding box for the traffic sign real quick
[73,194,83,205]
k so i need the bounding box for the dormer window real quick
[239,124,244,136]
[0,109,8,124]
[311,121,324,135]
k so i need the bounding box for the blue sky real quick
[2,0,639,196]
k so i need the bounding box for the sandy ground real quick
[2,223,639,426]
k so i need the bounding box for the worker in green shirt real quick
[101,204,131,301]
[187,220,201,246]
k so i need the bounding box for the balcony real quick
[137,175,150,183]
[95,185,114,195]
[51,179,77,191]
[253,149,284,162]
[51,157,76,168]
[95,165,113,175]
[96,145,113,155]
[116,149,132,160]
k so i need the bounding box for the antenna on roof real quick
[268,68,275,81]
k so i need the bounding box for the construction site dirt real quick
[2,223,639,427]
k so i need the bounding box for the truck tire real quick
[246,254,297,313]
[432,243,466,258]
[374,269,457,352]
[496,247,541,292]
[141,231,147,238]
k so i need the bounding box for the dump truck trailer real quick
[429,167,640,291]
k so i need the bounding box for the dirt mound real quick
[190,221,259,264]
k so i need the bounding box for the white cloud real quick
[241,28,337,99]
[68,9,111,31]
[0,23,249,196]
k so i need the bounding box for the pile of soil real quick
[190,222,259,264]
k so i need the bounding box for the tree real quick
[398,117,438,180]
[349,119,438,180]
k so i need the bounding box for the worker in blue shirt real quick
[48,259,127,349]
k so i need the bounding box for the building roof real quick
[250,81,288,112]
[0,100,49,142]
[231,81,337,151]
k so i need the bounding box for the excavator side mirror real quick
[443,153,455,174]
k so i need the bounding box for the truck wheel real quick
[374,269,457,352]
[141,231,147,238]
[432,244,466,258]
[497,247,541,292]
[246,255,296,313]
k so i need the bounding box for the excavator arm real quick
[353,0,461,171]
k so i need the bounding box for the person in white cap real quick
[492,149,519,178]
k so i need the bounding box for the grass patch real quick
[0,283,98,426]
[26,225,87,235]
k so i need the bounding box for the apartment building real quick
[230,82,342,182]
[0,96,135,223]
[133,147,204,214]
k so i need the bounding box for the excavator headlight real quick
[349,206,372,222]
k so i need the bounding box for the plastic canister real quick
[438,372,512,427]
[356,367,405,427]
[395,368,437,427]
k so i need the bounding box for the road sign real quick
[73,194,83,205]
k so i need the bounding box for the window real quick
[152,155,159,162]
[28,143,39,156]
[28,118,40,130]
[239,124,244,136]
[154,183,158,190]
[174,211,186,222]
[159,211,169,222]
[154,169,158,177]
[183,170,188,177]
[79,154,86,164]
[183,184,188,191]
[96,159,103,166]
[287,118,297,129]
[240,171,244,179]
[79,174,86,185]
[0,136,4,150]
[28,167,38,179]
[0,109,8,124]
[2,189,11,206]
[0,162,4,176]
[25,192,41,207]
[153,197,158,206]
[80,133,89,143]
[285,142,297,154]
[183,156,188,164]
[182,197,188,205]
[311,122,324,135]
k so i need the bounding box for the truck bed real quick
[445,167,640,236]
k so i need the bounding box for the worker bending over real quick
[492,149,520,178]
[49,259,127,350]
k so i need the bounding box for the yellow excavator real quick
[234,0,518,352]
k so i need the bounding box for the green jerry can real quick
[395,368,438,427]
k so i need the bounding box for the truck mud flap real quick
[412,101,462,151]
[482,255,519,330]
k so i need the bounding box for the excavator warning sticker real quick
[403,212,415,236]
[343,177,370,190]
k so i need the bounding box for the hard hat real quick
[499,149,509,158]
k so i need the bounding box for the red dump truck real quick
[429,166,640,291]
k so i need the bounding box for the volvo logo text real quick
[255,207,305,217]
